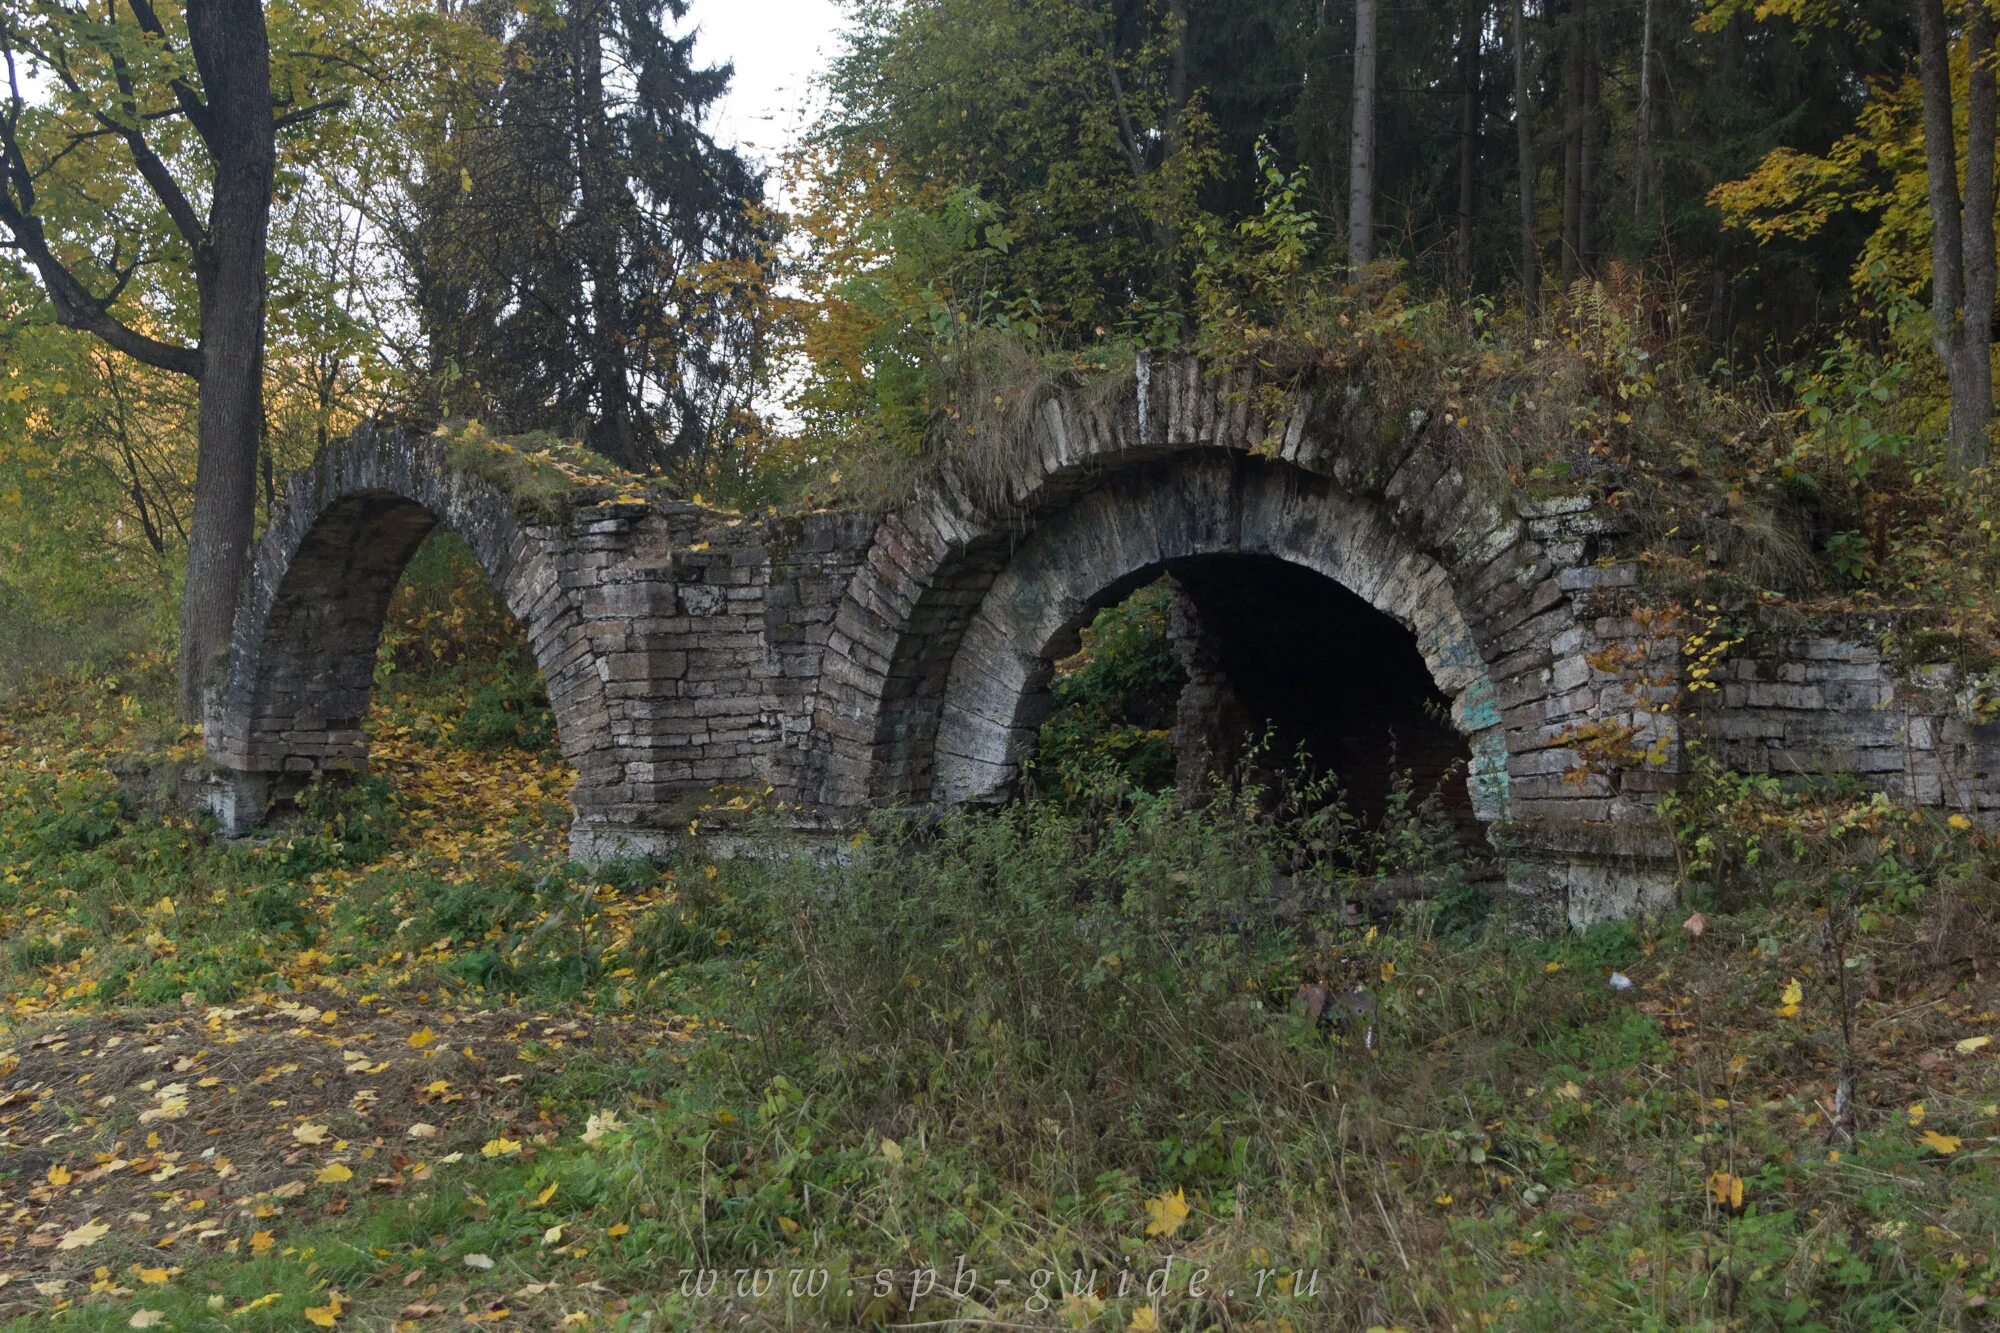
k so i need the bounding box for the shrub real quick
[723,778,1488,1194]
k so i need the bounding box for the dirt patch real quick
[0,991,693,1317]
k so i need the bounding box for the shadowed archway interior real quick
[1157,556,1474,829]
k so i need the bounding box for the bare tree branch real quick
[0,32,202,377]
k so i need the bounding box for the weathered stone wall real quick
[223,355,1958,926]
[1698,627,2000,815]
[200,428,874,858]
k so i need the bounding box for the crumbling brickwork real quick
[207,355,1943,926]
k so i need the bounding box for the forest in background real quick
[2,0,1999,696]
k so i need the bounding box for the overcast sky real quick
[683,0,850,182]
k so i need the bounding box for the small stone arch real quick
[809,354,1644,865]
[201,430,610,829]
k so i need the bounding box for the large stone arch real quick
[201,430,611,831]
[809,355,1679,918]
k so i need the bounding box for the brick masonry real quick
[1696,624,2000,814]
[198,355,1980,926]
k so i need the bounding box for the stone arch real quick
[202,430,610,829]
[809,354,1631,856]
[926,450,1509,817]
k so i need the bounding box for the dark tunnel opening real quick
[1037,555,1478,840]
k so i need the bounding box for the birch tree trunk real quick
[1347,0,1378,270]
[1513,0,1540,312]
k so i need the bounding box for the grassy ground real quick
[3,658,2000,1331]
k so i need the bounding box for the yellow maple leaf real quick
[292,1123,330,1145]
[128,1311,164,1329]
[135,1267,170,1285]
[1128,1308,1160,1332]
[407,1027,437,1050]
[249,1231,275,1255]
[1949,813,1974,830]
[1908,1102,1927,1126]
[1957,1035,1993,1055]
[304,1294,343,1327]
[1776,977,1803,1017]
[1920,1130,1963,1154]
[317,1162,354,1184]
[58,1219,109,1251]
[1142,1187,1190,1238]
[481,1137,523,1158]
[46,1164,71,1187]
[1706,1170,1745,1210]
[535,1180,558,1206]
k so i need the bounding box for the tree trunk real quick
[1347,0,1378,270]
[1164,0,1190,323]
[177,0,275,720]
[1513,0,1539,312]
[1916,0,1994,474]
[1577,0,1599,275]
[1457,0,1482,286]
[1961,0,1996,473]
[1559,0,1580,283]
[1633,0,1652,222]
[573,0,641,470]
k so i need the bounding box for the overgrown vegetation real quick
[3,582,2000,1327]
[4,0,2000,1326]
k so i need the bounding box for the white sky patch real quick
[682,0,849,195]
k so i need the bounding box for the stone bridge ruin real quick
[200,355,2000,926]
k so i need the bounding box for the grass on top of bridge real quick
[2,655,2000,1329]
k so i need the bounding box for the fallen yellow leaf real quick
[58,1220,109,1251]
[1957,1035,1993,1055]
[1142,1187,1190,1238]
[1920,1130,1963,1155]
[304,1294,343,1327]
[317,1162,354,1184]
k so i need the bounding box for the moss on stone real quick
[433,423,646,524]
